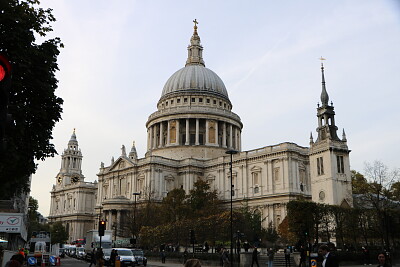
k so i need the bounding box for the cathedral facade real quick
[49,24,353,242]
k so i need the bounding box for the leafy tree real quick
[359,161,399,250]
[0,0,63,198]
[187,179,222,217]
[351,170,369,194]
[50,221,68,244]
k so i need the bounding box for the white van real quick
[113,248,137,266]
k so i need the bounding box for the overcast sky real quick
[31,0,400,216]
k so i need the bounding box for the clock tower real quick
[56,129,84,186]
[49,130,97,242]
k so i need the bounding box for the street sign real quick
[49,256,56,265]
[0,213,23,233]
[28,257,37,266]
[311,259,317,267]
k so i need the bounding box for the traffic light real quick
[99,220,106,236]
[0,54,12,151]
[189,229,195,244]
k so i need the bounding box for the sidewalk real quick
[147,260,399,267]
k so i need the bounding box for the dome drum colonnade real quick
[146,21,242,159]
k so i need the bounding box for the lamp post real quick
[132,192,141,245]
[226,149,238,267]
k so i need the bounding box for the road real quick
[58,256,188,267]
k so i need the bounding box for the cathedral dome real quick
[161,65,229,100]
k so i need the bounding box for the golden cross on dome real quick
[193,19,198,27]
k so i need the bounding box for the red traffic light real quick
[0,54,12,82]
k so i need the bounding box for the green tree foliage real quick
[0,0,63,198]
[27,196,49,238]
[50,221,68,244]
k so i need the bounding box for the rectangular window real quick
[184,98,188,103]
[177,99,181,103]
[317,157,324,176]
[171,100,174,104]
[199,98,203,103]
[166,101,168,106]
[191,98,196,102]
[337,155,344,173]
[213,100,217,104]
[207,99,210,103]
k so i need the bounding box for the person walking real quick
[222,249,230,267]
[89,248,96,267]
[299,246,306,267]
[251,246,259,267]
[318,245,338,267]
[161,250,166,263]
[285,247,291,267]
[267,248,275,267]
[110,249,118,267]
[95,248,104,267]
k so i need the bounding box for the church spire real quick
[320,57,329,106]
[129,141,138,160]
[185,19,205,67]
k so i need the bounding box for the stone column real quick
[223,122,227,148]
[195,119,200,145]
[238,130,242,151]
[215,121,219,146]
[149,127,153,149]
[229,124,233,149]
[185,119,190,145]
[205,120,209,145]
[153,126,157,149]
[159,122,163,147]
[147,129,150,150]
[175,119,180,145]
[167,121,170,145]
[108,211,113,230]
[117,210,121,236]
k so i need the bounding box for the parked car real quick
[131,249,147,266]
[76,247,86,259]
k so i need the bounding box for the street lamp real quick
[132,192,141,245]
[226,149,238,267]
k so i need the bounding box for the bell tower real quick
[309,60,353,207]
[56,129,84,186]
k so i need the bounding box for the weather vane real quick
[319,56,326,67]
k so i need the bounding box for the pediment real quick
[107,157,136,172]
[251,166,262,172]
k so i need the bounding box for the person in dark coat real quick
[377,253,391,267]
[251,247,259,267]
[318,245,338,267]
[89,248,96,267]
[284,247,291,267]
[110,249,118,267]
[299,246,306,267]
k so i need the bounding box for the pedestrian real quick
[318,244,338,267]
[285,247,291,267]
[222,249,230,267]
[184,259,202,267]
[161,250,166,263]
[110,249,117,267]
[377,252,391,267]
[362,247,371,265]
[251,246,259,267]
[89,248,96,267]
[243,241,250,252]
[267,248,275,267]
[5,256,21,267]
[298,246,306,267]
[183,249,189,264]
[95,248,104,267]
